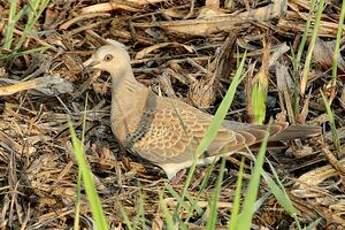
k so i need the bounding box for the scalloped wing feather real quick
[131,98,256,164]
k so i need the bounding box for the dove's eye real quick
[104,54,113,62]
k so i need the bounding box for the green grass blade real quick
[165,183,193,214]
[251,42,269,124]
[251,81,267,124]
[321,90,340,151]
[68,120,109,230]
[136,189,146,230]
[15,0,50,50]
[198,161,216,192]
[262,162,301,229]
[73,169,82,230]
[2,0,18,49]
[117,200,134,230]
[183,160,218,224]
[229,157,245,230]
[305,218,321,230]
[159,192,177,230]
[175,51,247,217]
[0,46,50,60]
[2,0,49,50]
[300,0,325,95]
[332,0,345,80]
[264,161,298,215]
[165,183,198,230]
[237,131,269,230]
[206,157,226,230]
[74,93,89,229]
[293,0,316,75]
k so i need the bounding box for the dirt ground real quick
[1,0,345,229]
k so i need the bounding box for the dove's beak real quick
[83,56,100,69]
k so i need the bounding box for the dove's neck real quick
[110,64,148,120]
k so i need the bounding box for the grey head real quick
[83,39,131,76]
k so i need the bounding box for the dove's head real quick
[83,39,131,76]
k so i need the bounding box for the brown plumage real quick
[83,39,320,179]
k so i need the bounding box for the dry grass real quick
[0,0,345,229]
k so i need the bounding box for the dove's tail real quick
[222,120,321,142]
[268,124,321,141]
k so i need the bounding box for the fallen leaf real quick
[135,42,195,60]
[313,38,345,72]
[133,1,286,36]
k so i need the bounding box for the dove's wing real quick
[130,98,278,178]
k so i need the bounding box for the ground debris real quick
[0,0,344,229]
